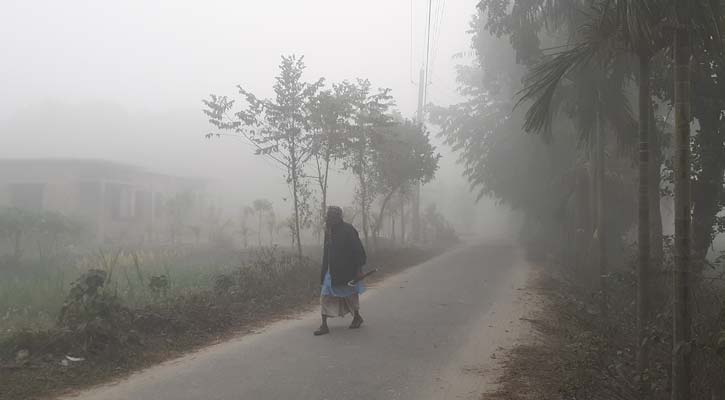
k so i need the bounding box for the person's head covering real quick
[327,206,343,220]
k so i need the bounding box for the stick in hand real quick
[347,268,378,286]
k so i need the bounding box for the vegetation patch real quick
[491,263,725,400]
[0,245,446,400]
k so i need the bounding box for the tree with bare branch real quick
[203,55,324,257]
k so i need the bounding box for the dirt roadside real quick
[419,248,544,400]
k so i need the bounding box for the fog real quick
[4,2,724,399]
[0,0,507,235]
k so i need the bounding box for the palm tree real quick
[517,2,636,317]
[580,3,674,383]
[515,1,666,390]
[483,1,720,398]
[668,1,723,396]
[604,2,672,380]
[671,2,692,398]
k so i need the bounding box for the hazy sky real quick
[0,0,499,229]
[1,0,474,118]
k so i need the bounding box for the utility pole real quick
[411,0,433,243]
[412,68,425,242]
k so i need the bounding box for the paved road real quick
[66,239,532,400]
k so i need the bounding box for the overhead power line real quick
[430,0,446,83]
[410,0,415,84]
[423,0,433,107]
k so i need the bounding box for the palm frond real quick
[691,0,725,51]
[516,0,630,140]
[516,42,596,138]
[601,57,637,153]
[566,59,635,153]
[602,0,667,53]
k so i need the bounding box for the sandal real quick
[314,325,330,336]
[349,316,364,329]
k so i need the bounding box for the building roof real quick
[0,158,207,187]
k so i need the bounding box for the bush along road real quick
[0,245,447,400]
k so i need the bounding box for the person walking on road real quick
[314,206,366,336]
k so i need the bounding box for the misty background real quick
[0,0,509,235]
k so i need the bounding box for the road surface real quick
[65,239,533,400]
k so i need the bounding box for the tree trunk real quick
[322,154,330,219]
[391,215,396,242]
[636,53,652,387]
[589,146,597,270]
[317,149,331,245]
[671,19,692,400]
[291,162,303,258]
[411,182,421,242]
[596,113,608,317]
[258,212,263,247]
[649,110,664,278]
[692,102,724,273]
[373,188,399,249]
[575,164,592,271]
[358,150,370,249]
[400,194,406,245]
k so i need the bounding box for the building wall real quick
[0,160,207,245]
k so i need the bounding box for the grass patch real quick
[0,244,446,400]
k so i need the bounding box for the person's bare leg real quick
[314,315,329,336]
[349,310,363,329]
